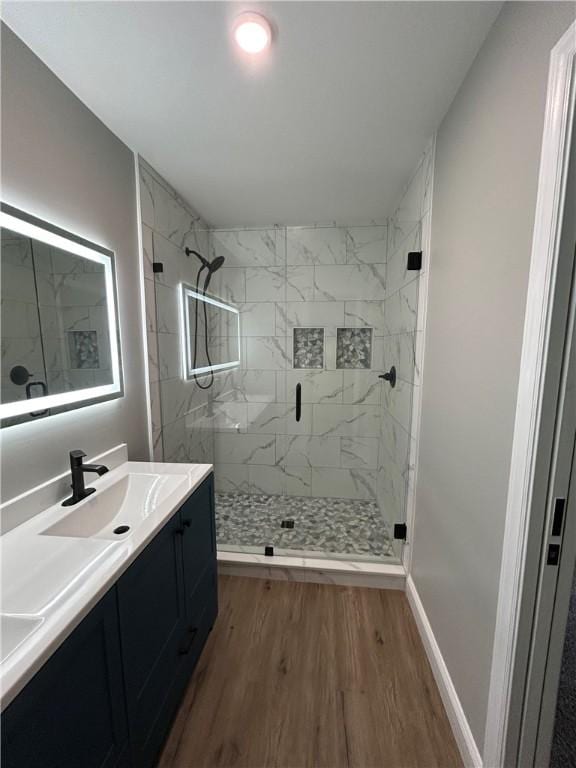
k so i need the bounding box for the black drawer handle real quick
[178,626,198,655]
[296,383,301,422]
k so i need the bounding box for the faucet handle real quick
[69,449,86,466]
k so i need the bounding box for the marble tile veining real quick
[211,229,279,268]
[345,226,387,264]
[286,227,346,265]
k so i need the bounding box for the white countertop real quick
[0,460,212,710]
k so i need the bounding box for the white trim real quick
[134,152,154,461]
[403,134,436,574]
[406,575,482,767]
[483,22,576,767]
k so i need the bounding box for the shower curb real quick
[217,551,406,590]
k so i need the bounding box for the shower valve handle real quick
[379,366,396,388]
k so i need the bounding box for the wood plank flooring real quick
[159,576,462,768]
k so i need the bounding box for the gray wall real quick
[1,24,148,503]
[412,1,576,751]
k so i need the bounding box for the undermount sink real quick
[41,473,188,541]
[1,615,44,663]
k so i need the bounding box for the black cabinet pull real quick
[178,626,198,655]
[296,383,302,422]
[183,519,191,528]
[174,527,185,537]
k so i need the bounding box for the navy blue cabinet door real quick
[116,511,188,768]
[179,474,218,673]
[1,589,128,768]
[180,474,216,598]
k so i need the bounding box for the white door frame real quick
[483,21,576,767]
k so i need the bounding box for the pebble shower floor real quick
[215,492,395,559]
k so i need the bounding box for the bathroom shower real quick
[185,248,225,389]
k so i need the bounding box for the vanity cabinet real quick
[1,473,217,768]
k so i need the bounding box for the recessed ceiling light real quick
[233,12,272,55]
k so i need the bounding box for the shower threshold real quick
[216,549,405,590]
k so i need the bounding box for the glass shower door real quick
[208,226,290,554]
[273,224,400,562]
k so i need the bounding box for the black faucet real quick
[62,450,109,507]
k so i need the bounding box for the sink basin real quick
[41,473,187,541]
[1,615,44,663]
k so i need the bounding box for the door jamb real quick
[483,21,576,767]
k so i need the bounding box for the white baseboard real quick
[218,551,406,590]
[406,575,483,768]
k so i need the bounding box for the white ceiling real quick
[2,1,501,226]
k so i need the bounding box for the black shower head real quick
[209,256,225,273]
[185,248,225,274]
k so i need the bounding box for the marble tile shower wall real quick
[208,223,391,501]
[378,141,434,544]
[138,158,213,464]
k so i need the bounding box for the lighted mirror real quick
[0,203,123,427]
[180,284,240,380]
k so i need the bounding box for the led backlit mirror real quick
[180,284,240,380]
[0,203,123,427]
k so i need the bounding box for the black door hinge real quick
[407,251,422,271]
[394,523,407,540]
[152,262,164,273]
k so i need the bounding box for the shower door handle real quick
[295,383,302,422]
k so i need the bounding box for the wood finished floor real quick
[159,576,462,768]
